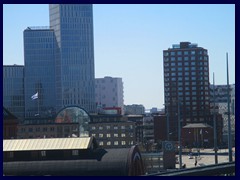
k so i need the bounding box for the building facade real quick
[24,28,57,118]
[17,122,79,139]
[3,65,25,119]
[124,104,145,115]
[49,4,96,113]
[95,76,124,113]
[89,115,135,149]
[163,42,211,141]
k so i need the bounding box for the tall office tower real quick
[95,77,124,113]
[163,42,211,141]
[24,27,56,118]
[3,65,25,120]
[49,4,96,113]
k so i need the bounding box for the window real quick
[171,57,175,61]
[92,126,96,130]
[99,134,104,138]
[99,126,103,130]
[177,57,182,61]
[41,151,46,157]
[106,125,111,130]
[92,133,96,137]
[107,141,111,146]
[184,57,189,61]
[99,141,103,146]
[121,126,125,130]
[164,57,169,62]
[164,52,169,56]
[177,51,182,55]
[113,126,118,130]
[184,51,188,55]
[114,134,118,137]
[9,152,14,158]
[106,134,111,138]
[72,150,78,156]
[170,51,175,56]
[191,51,195,55]
[122,141,126,145]
[121,133,126,137]
[114,141,119,145]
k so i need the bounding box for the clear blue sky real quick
[3,4,235,109]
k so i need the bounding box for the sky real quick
[3,4,235,110]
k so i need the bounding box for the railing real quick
[145,162,235,176]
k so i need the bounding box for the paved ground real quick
[176,148,234,169]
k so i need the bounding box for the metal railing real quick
[145,162,235,176]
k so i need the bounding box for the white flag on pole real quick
[31,92,38,100]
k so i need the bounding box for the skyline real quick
[3,4,235,109]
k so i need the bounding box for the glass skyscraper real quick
[24,28,56,118]
[3,65,25,120]
[49,4,96,113]
[23,4,96,118]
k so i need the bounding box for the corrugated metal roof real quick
[3,137,92,152]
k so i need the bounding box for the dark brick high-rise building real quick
[163,42,211,141]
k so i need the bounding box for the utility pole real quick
[226,53,233,162]
[213,72,218,164]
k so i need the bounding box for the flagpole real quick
[38,92,39,116]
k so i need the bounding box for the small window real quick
[107,141,111,145]
[41,151,46,157]
[72,150,79,156]
[9,152,14,158]
[114,141,119,145]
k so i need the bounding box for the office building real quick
[95,76,124,113]
[24,27,57,118]
[3,65,25,119]
[49,4,96,113]
[163,42,211,141]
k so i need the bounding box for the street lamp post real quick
[213,72,218,164]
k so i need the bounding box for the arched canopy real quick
[55,106,91,137]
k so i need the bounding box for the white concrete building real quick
[95,77,124,113]
[124,104,145,115]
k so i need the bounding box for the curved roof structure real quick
[55,106,91,137]
[4,145,145,176]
